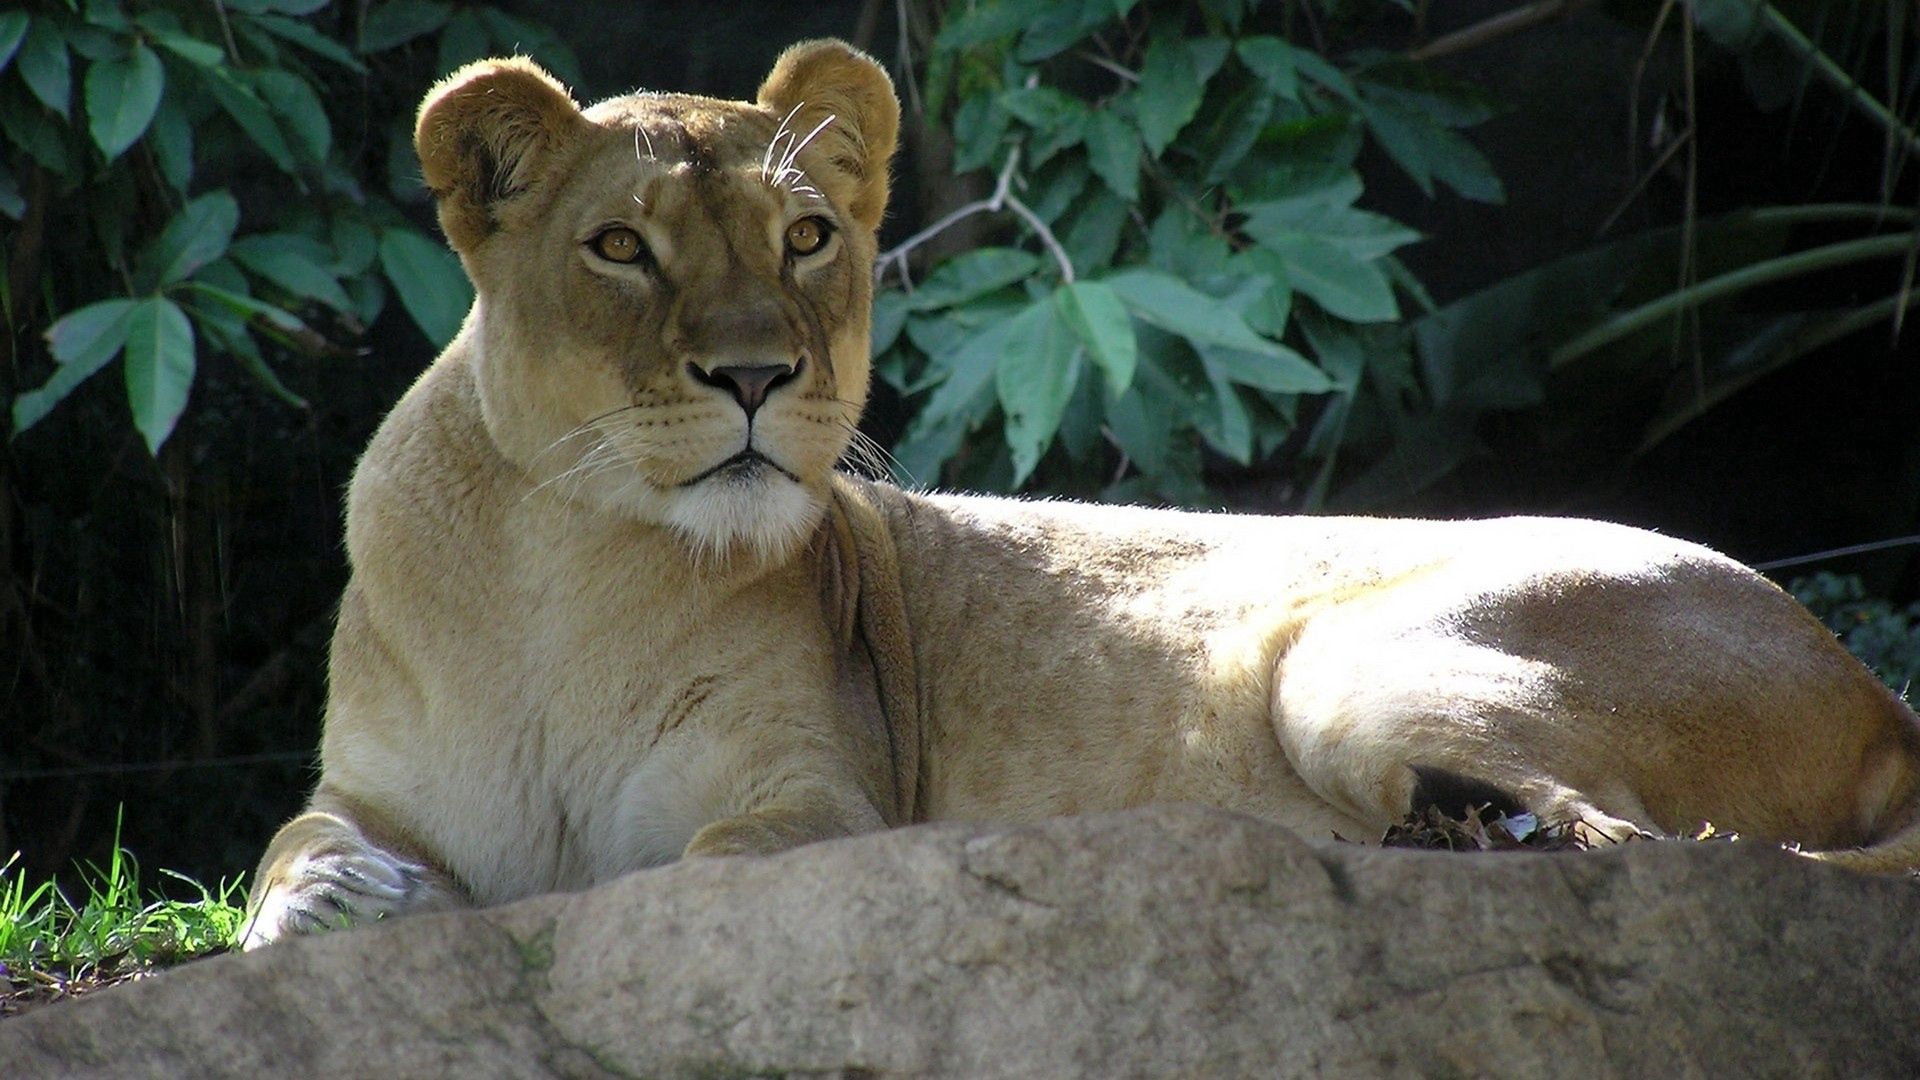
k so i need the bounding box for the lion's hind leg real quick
[1270,623,1665,844]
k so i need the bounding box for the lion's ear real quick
[415,57,583,251]
[756,40,899,233]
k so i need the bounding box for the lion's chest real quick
[391,523,808,904]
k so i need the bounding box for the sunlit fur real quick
[244,39,1920,952]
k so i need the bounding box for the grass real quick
[1,811,246,1019]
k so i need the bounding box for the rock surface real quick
[6,804,1919,1078]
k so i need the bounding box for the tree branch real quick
[873,148,1077,287]
[1406,0,1602,62]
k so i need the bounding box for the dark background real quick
[3,0,1915,890]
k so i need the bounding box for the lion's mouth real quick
[681,449,800,487]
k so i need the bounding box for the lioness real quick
[243,39,1920,946]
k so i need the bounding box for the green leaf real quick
[1197,358,1252,463]
[1199,343,1331,393]
[473,9,584,86]
[138,192,239,290]
[936,0,1039,50]
[999,85,1088,166]
[999,86,1084,129]
[1189,37,1230,83]
[13,298,138,432]
[0,83,72,174]
[1263,235,1398,322]
[84,42,163,161]
[871,289,909,356]
[201,314,309,410]
[360,0,453,53]
[1241,199,1422,261]
[328,215,379,275]
[1293,49,1356,103]
[230,234,353,312]
[1135,34,1202,156]
[1054,280,1136,395]
[48,298,140,367]
[378,228,472,346]
[138,22,226,68]
[1148,207,1232,280]
[180,279,304,332]
[123,297,197,454]
[435,10,489,75]
[1084,110,1140,200]
[1061,187,1127,272]
[244,14,367,72]
[1230,248,1293,336]
[0,12,30,73]
[1104,380,1172,476]
[199,66,296,173]
[254,68,330,161]
[149,93,193,191]
[1354,61,1500,128]
[907,248,1041,310]
[1356,96,1503,203]
[1196,84,1272,184]
[1104,268,1293,357]
[1014,0,1113,61]
[950,92,1011,174]
[995,298,1081,485]
[18,19,71,118]
[908,303,1021,416]
[1235,36,1298,100]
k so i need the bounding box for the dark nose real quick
[689,359,801,418]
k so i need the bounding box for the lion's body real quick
[244,40,1920,946]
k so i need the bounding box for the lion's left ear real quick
[756,40,899,233]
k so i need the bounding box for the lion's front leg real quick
[241,798,469,949]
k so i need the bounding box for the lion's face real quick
[414,44,898,558]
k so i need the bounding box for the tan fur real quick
[243,40,1920,947]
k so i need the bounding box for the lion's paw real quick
[240,847,429,949]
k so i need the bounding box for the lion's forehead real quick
[581,95,778,174]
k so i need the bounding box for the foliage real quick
[1,0,579,454]
[1377,2,1920,508]
[878,0,1920,508]
[1,815,245,1017]
[1792,572,1920,698]
[876,0,1503,503]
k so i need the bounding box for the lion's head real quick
[413,41,898,558]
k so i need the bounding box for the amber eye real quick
[785,216,833,258]
[590,226,648,265]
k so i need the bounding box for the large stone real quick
[5,805,1918,1077]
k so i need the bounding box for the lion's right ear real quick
[415,58,583,251]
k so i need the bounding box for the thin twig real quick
[210,0,241,63]
[1595,124,1693,237]
[1406,0,1600,62]
[1078,51,1141,85]
[1006,191,1075,282]
[872,148,1077,286]
[894,0,923,119]
[1754,533,1920,573]
[1626,0,1679,194]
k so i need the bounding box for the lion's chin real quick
[659,469,822,564]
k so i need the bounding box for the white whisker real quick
[762,102,805,183]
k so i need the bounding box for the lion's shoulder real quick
[345,349,513,567]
